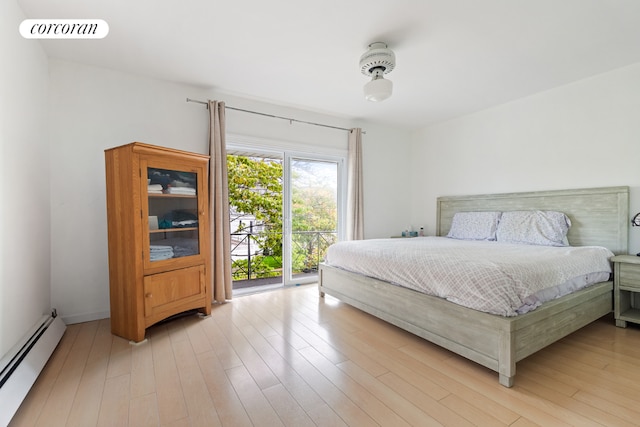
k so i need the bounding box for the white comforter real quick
[324,237,614,316]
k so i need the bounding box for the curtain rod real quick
[186,98,363,133]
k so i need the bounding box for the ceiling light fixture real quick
[359,42,395,102]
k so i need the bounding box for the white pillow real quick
[446,211,502,241]
[496,210,571,246]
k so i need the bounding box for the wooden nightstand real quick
[612,255,640,328]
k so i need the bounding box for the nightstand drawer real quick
[618,263,640,290]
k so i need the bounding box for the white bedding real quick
[324,237,614,316]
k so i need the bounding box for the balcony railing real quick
[230,228,337,284]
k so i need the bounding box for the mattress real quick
[324,237,614,316]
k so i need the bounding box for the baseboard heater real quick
[0,310,66,427]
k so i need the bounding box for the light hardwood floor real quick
[9,284,640,427]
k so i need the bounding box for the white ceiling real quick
[18,0,640,131]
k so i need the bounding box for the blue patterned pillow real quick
[446,211,502,241]
[496,211,571,246]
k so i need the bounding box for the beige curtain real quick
[346,128,364,240]
[208,100,233,301]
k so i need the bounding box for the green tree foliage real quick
[292,186,337,232]
[290,161,337,272]
[227,154,283,257]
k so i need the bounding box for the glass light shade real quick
[363,77,393,102]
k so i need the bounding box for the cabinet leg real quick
[615,319,627,328]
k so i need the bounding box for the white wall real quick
[0,1,51,357]
[48,59,411,324]
[411,62,640,253]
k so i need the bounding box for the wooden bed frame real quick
[319,186,629,387]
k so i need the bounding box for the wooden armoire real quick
[104,142,211,342]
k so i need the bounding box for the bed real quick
[318,186,629,387]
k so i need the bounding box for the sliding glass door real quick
[284,155,340,286]
[227,152,283,292]
[228,148,343,291]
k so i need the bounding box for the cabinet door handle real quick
[145,293,153,298]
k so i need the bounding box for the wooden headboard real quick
[436,186,629,254]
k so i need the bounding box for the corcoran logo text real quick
[20,19,109,39]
